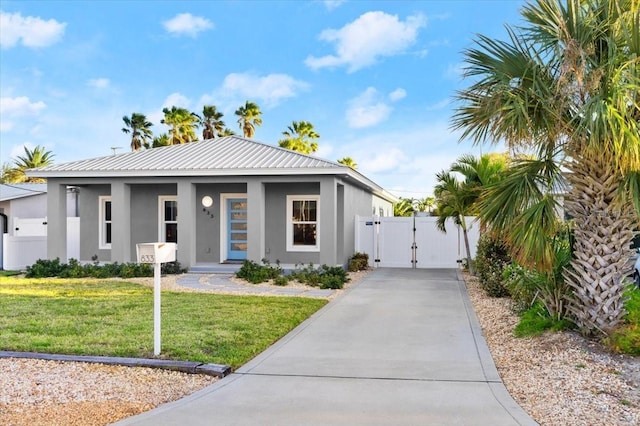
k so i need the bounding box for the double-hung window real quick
[286,195,319,252]
[159,196,178,243]
[99,196,112,249]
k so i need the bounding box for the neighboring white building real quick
[0,183,79,270]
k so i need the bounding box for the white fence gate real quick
[1,217,80,270]
[355,215,480,269]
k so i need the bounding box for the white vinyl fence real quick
[1,217,80,270]
[355,215,480,269]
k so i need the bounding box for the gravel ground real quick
[464,273,640,426]
[1,271,638,425]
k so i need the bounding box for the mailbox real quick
[136,242,177,264]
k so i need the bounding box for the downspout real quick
[0,212,7,234]
[0,212,7,271]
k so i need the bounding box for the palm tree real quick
[451,0,640,335]
[3,145,54,183]
[234,101,262,138]
[122,113,153,151]
[278,120,320,154]
[220,127,236,137]
[434,170,477,275]
[337,157,357,169]
[415,196,436,213]
[393,197,415,217]
[198,105,225,140]
[152,133,171,148]
[161,106,199,145]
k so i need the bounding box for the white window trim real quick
[158,195,178,243]
[286,195,320,252]
[99,195,112,250]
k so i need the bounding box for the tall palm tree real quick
[434,170,478,275]
[278,120,320,154]
[198,105,225,140]
[122,113,153,151]
[451,0,640,335]
[3,145,54,183]
[337,157,357,169]
[161,106,199,145]
[234,101,262,138]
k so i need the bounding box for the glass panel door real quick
[227,198,247,260]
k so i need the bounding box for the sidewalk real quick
[114,268,537,426]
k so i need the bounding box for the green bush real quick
[290,264,349,289]
[236,259,283,284]
[474,235,511,297]
[273,275,289,286]
[348,252,369,272]
[514,302,572,337]
[162,261,186,275]
[25,258,66,278]
[26,258,154,278]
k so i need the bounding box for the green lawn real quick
[0,277,327,369]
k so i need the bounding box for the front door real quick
[227,198,247,260]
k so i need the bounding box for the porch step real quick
[188,263,243,274]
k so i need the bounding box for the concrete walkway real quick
[114,268,537,426]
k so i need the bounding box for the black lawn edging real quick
[0,351,231,377]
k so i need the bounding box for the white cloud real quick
[445,62,465,80]
[360,147,407,173]
[0,11,66,48]
[305,11,426,73]
[87,78,110,89]
[163,13,213,38]
[322,0,346,11]
[389,88,406,102]
[0,96,47,132]
[162,92,191,109]
[0,96,46,116]
[346,87,391,128]
[219,72,309,107]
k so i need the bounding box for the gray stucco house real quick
[27,136,395,270]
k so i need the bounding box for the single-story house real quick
[27,136,396,270]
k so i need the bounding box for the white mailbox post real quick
[136,242,176,356]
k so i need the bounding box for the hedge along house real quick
[27,136,395,271]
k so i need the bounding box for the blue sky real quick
[0,0,525,198]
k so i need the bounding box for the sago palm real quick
[452,0,640,335]
[235,101,262,138]
[4,145,55,183]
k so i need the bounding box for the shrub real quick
[273,275,289,286]
[26,258,155,279]
[348,252,369,272]
[236,259,283,284]
[290,264,349,289]
[514,302,572,337]
[25,258,66,278]
[162,261,186,275]
[474,235,511,297]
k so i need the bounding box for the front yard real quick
[0,277,327,369]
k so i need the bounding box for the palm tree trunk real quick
[460,216,475,275]
[563,155,638,335]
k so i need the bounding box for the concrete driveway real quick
[114,268,537,426]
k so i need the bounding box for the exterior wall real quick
[79,185,111,261]
[130,184,177,257]
[264,182,320,265]
[341,183,376,264]
[372,194,393,217]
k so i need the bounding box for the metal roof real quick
[26,136,397,202]
[0,183,47,202]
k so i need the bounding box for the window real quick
[159,196,178,243]
[286,195,319,252]
[99,196,112,249]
